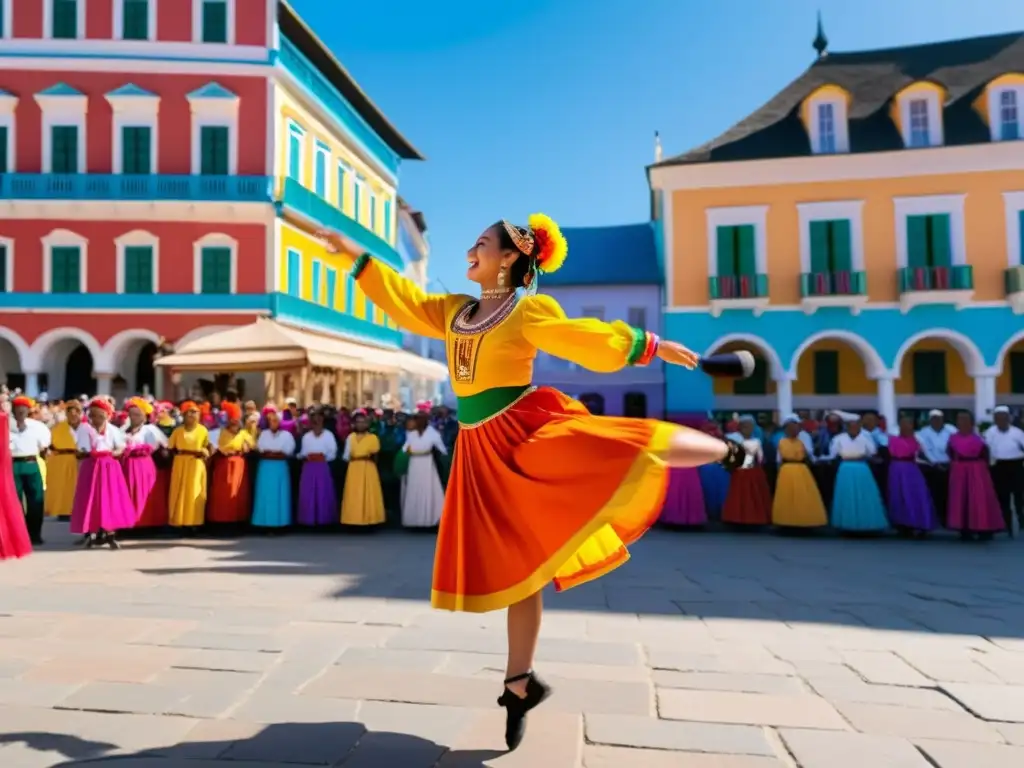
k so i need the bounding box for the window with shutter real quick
[325,267,337,308]
[336,164,347,209]
[813,350,839,395]
[121,126,152,175]
[200,247,231,294]
[123,246,153,294]
[287,125,303,181]
[51,126,79,173]
[200,126,229,175]
[0,127,7,174]
[927,214,951,267]
[50,246,81,293]
[911,350,948,395]
[53,0,78,39]
[715,225,757,277]
[286,249,301,297]
[809,220,830,274]
[1010,352,1024,394]
[201,0,228,43]
[829,219,852,272]
[383,198,392,241]
[0,1,4,37]
[366,298,376,323]
[716,226,737,277]
[369,195,378,232]
[311,260,322,304]
[734,355,768,396]
[314,144,328,198]
[0,245,7,293]
[122,0,149,39]
[353,179,363,223]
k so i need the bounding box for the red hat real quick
[87,397,115,417]
[11,395,35,409]
[221,402,242,422]
[415,400,432,413]
[179,400,199,414]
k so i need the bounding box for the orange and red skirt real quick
[207,455,252,523]
[430,385,678,613]
[722,465,772,525]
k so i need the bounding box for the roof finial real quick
[654,131,663,163]
[813,11,828,59]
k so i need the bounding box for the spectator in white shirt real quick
[984,406,1024,534]
[916,409,955,526]
[9,396,50,544]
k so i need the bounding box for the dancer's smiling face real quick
[466,224,521,287]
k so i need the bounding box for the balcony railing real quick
[1006,265,1024,295]
[800,270,867,297]
[0,173,274,202]
[708,274,769,300]
[269,292,402,348]
[277,177,404,272]
[898,265,973,293]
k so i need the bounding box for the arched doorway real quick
[0,337,23,391]
[133,341,157,395]
[580,392,605,415]
[789,334,882,413]
[997,334,1024,407]
[704,338,778,414]
[65,344,96,399]
[894,336,976,423]
[623,391,647,418]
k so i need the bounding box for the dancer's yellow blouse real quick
[352,254,645,397]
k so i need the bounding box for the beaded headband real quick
[501,220,535,257]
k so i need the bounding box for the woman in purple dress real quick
[659,466,708,528]
[947,411,1005,541]
[886,415,938,536]
[296,406,339,527]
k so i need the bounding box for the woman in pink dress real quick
[0,397,32,560]
[947,411,1005,541]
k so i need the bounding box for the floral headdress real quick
[87,397,115,417]
[126,397,153,416]
[500,213,568,292]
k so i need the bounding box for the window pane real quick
[123,0,149,39]
[0,126,7,174]
[201,247,231,294]
[122,126,151,175]
[51,246,81,293]
[314,149,327,197]
[286,249,301,297]
[202,0,228,43]
[817,102,836,153]
[912,351,947,395]
[325,268,337,308]
[0,245,6,292]
[336,165,347,208]
[53,0,78,39]
[734,356,768,395]
[1010,352,1024,394]
[200,126,229,175]
[909,99,930,147]
[311,260,322,303]
[52,126,79,173]
[813,350,839,395]
[627,307,646,329]
[124,246,153,294]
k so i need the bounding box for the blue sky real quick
[289,0,1024,294]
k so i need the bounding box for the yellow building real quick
[649,28,1024,425]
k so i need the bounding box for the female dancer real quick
[251,405,295,533]
[45,400,83,520]
[340,410,386,527]
[947,411,1005,540]
[318,214,740,750]
[722,416,772,527]
[296,406,339,527]
[886,414,938,536]
[122,398,170,529]
[208,402,255,526]
[0,397,32,560]
[771,415,827,529]
[828,414,889,533]
[167,402,211,531]
[71,398,136,549]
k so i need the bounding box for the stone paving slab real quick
[0,524,1023,766]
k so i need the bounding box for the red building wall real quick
[3,71,267,176]
[0,313,256,348]
[0,220,268,294]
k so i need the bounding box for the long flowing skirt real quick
[698,462,730,520]
[659,467,707,526]
[830,461,889,532]
[886,461,938,531]
[251,459,292,528]
[44,454,78,518]
[0,423,31,560]
[947,462,1005,532]
[401,454,445,528]
[297,461,338,526]
[341,460,386,526]
[70,456,138,534]
[122,454,164,527]
[722,467,772,525]
[431,386,677,613]
[208,455,252,523]
[168,456,207,527]
[772,462,828,527]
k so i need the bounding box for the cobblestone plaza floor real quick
[0,523,1023,766]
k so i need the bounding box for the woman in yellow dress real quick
[340,411,385,526]
[167,401,210,530]
[317,214,741,752]
[45,400,83,519]
[771,415,828,528]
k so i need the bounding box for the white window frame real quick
[311,258,323,304]
[286,120,305,184]
[796,200,866,273]
[187,83,239,175]
[0,90,17,173]
[892,194,967,268]
[114,229,159,294]
[336,160,351,211]
[807,97,849,154]
[105,86,159,175]
[35,86,87,174]
[897,91,943,148]
[1,0,13,40]
[0,236,14,292]
[114,0,157,41]
[705,205,769,277]
[313,139,330,199]
[353,175,368,224]
[286,247,302,297]
[325,265,337,307]
[192,232,237,294]
[988,85,1024,142]
[368,189,378,233]
[41,228,88,293]
[44,0,87,40]
[1003,191,1024,268]
[192,0,235,45]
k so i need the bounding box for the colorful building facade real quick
[0,0,428,402]
[533,223,664,418]
[649,30,1024,426]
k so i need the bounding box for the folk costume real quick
[122,398,170,528]
[659,467,707,527]
[399,419,448,528]
[828,421,890,532]
[722,420,772,526]
[45,409,81,519]
[333,213,727,615]
[0,415,32,560]
[885,434,938,534]
[251,409,296,529]
[984,407,1024,535]
[9,398,50,544]
[167,404,210,528]
[947,431,1005,537]
[208,403,256,524]
[771,416,827,528]
[340,427,386,526]
[296,424,339,526]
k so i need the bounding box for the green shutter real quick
[906,215,929,269]
[51,247,81,293]
[0,0,4,38]
[1010,351,1024,394]
[202,0,228,43]
[734,355,768,396]
[124,246,153,294]
[715,226,736,276]
[53,0,78,39]
[736,224,756,275]
[0,245,6,292]
[829,219,852,272]
[123,0,149,39]
[809,220,830,274]
[813,350,840,395]
[912,351,948,395]
[201,247,231,294]
[122,126,151,175]
[200,126,229,175]
[0,126,7,174]
[928,214,952,268]
[51,126,78,173]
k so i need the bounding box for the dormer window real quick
[804,87,849,155]
[817,103,837,153]
[999,89,1020,140]
[908,99,930,147]
[895,85,943,149]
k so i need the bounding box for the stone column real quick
[23,372,40,398]
[974,374,997,424]
[95,372,114,397]
[877,376,897,433]
[775,376,793,421]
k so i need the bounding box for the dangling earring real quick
[497,266,507,290]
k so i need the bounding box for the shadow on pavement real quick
[4,722,505,767]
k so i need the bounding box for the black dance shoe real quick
[497,671,552,751]
[720,440,747,472]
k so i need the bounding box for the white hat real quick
[738,414,755,424]
[993,405,1010,415]
[783,413,801,425]
[928,409,944,418]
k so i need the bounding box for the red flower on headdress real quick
[87,397,115,417]
[527,213,568,274]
